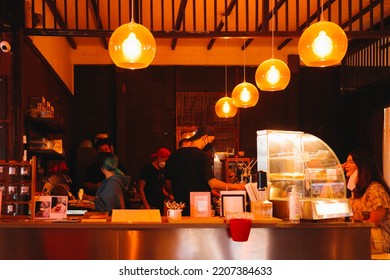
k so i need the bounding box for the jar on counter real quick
[251,190,273,220]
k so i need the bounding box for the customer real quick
[344,149,390,253]
[83,152,130,214]
[139,147,172,215]
[83,136,125,195]
[165,125,245,216]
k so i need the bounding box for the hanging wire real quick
[243,38,246,81]
[225,39,228,97]
[271,0,275,58]
[131,0,134,21]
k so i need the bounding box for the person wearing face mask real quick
[138,147,171,215]
[343,149,390,253]
[165,125,245,216]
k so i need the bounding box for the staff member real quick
[139,147,171,215]
[165,125,244,216]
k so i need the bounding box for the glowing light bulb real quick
[222,101,231,114]
[265,65,281,85]
[312,31,333,58]
[122,32,142,61]
[215,96,237,118]
[239,87,250,103]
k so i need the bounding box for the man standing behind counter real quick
[165,125,245,216]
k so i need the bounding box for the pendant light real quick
[298,0,348,67]
[215,96,237,118]
[255,1,290,91]
[232,40,259,108]
[215,60,238,118]
[109,0,156,69]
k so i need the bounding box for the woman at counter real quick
[83,152,130,214]
[344,149,390,253]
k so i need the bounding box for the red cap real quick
[151,148,171,159]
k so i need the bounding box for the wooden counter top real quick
[0,216,371,229]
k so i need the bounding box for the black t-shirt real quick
[139,162,165,213]
[165,147,215,215]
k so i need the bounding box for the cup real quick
[167,209,182,220]
[229,218,252,242]
[226,212,253,242]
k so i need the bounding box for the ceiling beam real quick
[206,0,238,50]
[88,0,108,49]
[170,0,189,50]
[44,0,77,49]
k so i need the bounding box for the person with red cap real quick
[138,147,172,215]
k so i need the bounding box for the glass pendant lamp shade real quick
[255,58,291,91]
[231,82,259,108]
[215,96,238,118]
[109,20,156,69]
[298,20,348,67]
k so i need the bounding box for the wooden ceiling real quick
[18,0,390,63]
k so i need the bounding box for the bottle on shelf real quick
[0,160,6,183]
[20,161,32,183]
[7,161,18,183]
[18,183,31,215]
[288,185,301,223]
[3,184,18,216]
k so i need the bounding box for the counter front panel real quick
[0,219,371,260]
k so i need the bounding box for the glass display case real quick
[257,130,352,220]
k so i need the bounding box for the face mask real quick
[158,161,166,168]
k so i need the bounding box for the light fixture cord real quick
[320,0,324,21]
[271,0,275,58]
[243,38,246,82]
[131,0,134,21]
[225,39,228,97]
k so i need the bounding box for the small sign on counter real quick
[33,195,68,220]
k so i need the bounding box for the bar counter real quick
[0,216,372,260]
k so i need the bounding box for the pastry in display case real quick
[256,130,352,220]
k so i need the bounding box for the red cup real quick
[229,218,252,242]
